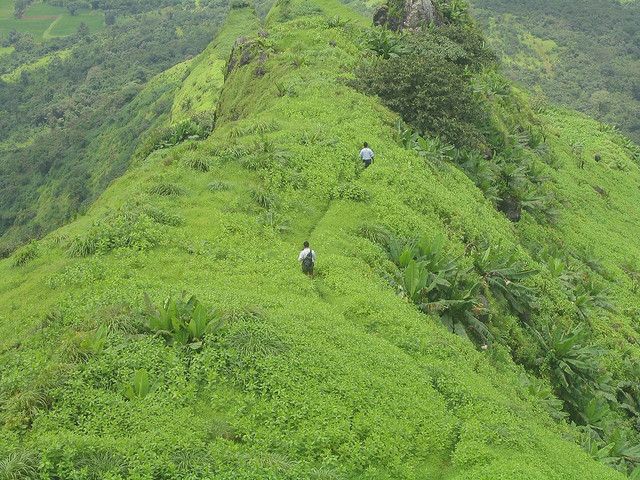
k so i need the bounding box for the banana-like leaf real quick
[172,329,190,345]
[398,247,413,268]
[134,369,150,397]
[124,369,151,400]
[188,303,208,339]
[404,260,427,300]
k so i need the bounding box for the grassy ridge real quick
[1,0,639,478]
[171,6,262,122]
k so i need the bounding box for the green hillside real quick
[2,0,640,478]
[470,0,640,144]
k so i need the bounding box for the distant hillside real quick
[0,0,263,253]
[470,0,640,144]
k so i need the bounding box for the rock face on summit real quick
[373,0,443,31]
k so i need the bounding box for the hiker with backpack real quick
[298,241,316,280]
[359,142,375,168]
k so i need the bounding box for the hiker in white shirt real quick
[359,142,375,168]
[298,241,316,280]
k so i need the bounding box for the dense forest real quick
[470,0,640,143]
[0,0,240,253]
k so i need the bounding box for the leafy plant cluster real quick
[434,0,471,24]
[66,200,179,257]
[384,232,640,475]
[10,240,39,267]
[385,233,537,346]
[532,245,616,321]
[143,292,226,350]
[143,112,216,156]
[393,118,560,223]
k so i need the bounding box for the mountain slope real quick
[1,0,640,478]
[469,0,640,143]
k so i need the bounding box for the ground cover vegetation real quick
[469,0,640,144]
[2,0,640,478]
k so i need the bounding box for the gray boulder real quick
[373,0,443,32]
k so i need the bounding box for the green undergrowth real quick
[1,0,640,478]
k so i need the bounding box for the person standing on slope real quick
[359,142,375,169]
[298,241,316,280]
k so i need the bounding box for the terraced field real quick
[0,0,105,41]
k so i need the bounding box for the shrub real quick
[66,208,169,257]
[230,0,252,8]
[0,242,19,259]
[336,183,370,202]
[140,205,184,226]
[145,112,215,153]
[353,46,484,147]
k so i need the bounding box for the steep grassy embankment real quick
[1,0,640,478]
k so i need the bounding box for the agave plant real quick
[392,119,419,150]
[436,0,471,23]
[387,234,491,346]
[520,373,567,422]
[568,277,616,320]
[457,149,501,203]
[78,325,108,356]
[427,273,491,345]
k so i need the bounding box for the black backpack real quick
[302,250,314,268]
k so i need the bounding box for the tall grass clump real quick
[148,182,186,196]
[11,241,39,267]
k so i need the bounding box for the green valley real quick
[2,0,640,478]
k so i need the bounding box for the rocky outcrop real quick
[226,36,270,78]
[373,0,443,32]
